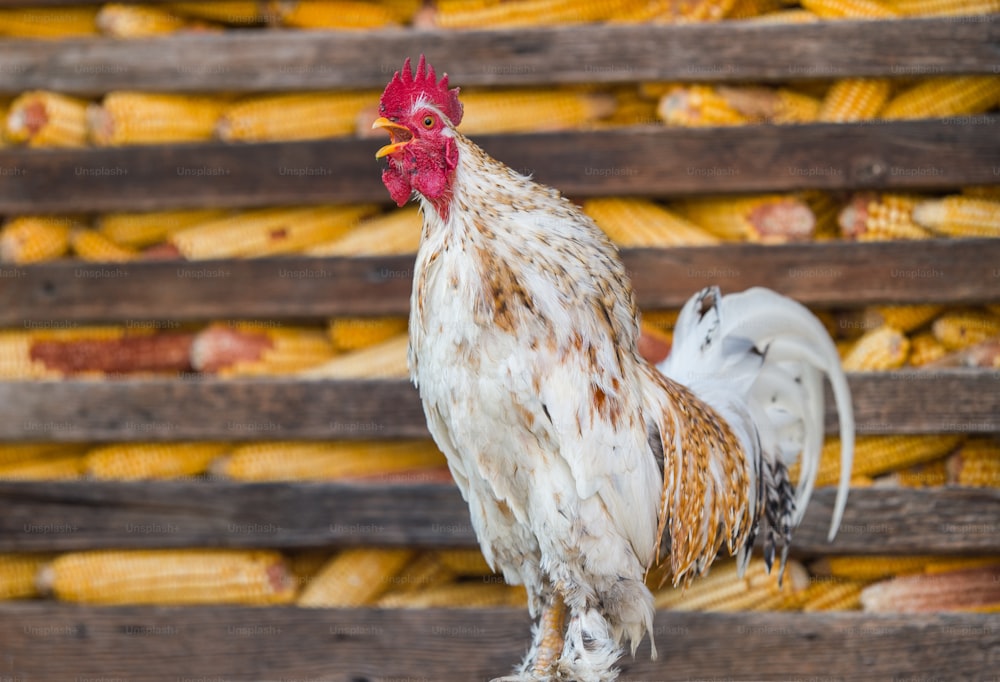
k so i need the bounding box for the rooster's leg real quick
[531,592,567,675]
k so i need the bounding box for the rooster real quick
[372,57,855,682]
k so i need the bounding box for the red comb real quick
[379,55,463,126]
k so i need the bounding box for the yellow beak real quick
[372,117,413,159]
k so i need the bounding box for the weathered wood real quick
[0,19,996,93]
[0,482,995,554]
[0,370,996,442]
[1,604,996,680]
[2,120,998,212]
[1,240,998,325]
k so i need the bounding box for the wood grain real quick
[0,483,996,554]
[0,18,995,93]
[1,604,996,680]
[1,120,998,212]
[1,239,998,326]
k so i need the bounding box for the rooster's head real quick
[374,56,463,212]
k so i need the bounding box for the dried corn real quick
[892,458,949,486]
[861,565,1000,613]
[800,0,898,17]
[799,579,867,611]
[0,455,86,480]
[866,305,942,334]
[882,77,1000,120]
[328,317,409,352]
[884,0,1000,15]
[949,439,1000,487]
[378,581,527,608]
[0,443,85,467]
[0,332,59,379]
[654,559,806,611]
[5,92,89,148]
[298,548,414,607]
[0,554,53,600]
[302,334,409,379]
[272,1,400,28]
[0,216,75,264]
[0,7,99,38]
[583,197,719,247]
[219,91,378,142]
[842,326,910,371]
[97,4,197,37]
[810,555,935,581]
[715,86,822,124]
[167,2,272,24]
[97,209,230,248]
[89,93,227,146]
[747,8,822,21]
[430,0,639,28]
[818,79,891,122]
[453,90,616,135]
[913,197,1000,238]
[795,434,963,487]
[839,193,932,241]
[307,206,423,256]
[381,552,456,595]
[434,550,495,577]
[70,229,139,263]
[932,309,1000,350]
[671,195,815,243]
[963,186,1000,202]
[726,0,784,18]
[85,442,230,480]
[908,331,948,367]
[28,332,196,376]
[658,85,749,127]
[798,191,841,240]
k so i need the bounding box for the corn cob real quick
[89,93,227,146]
[923,556,1000,574]
[302,334,409,379]
[948,439,1000,487]
[654,559,806,611]
[799,0,898,17]
[28,332,196,376]
[638,321,673,365]
[658,85,749,127]
[818,79,892,122]
[97,4,198,37]
[596,88,660,127]
[810,555,936,581]
[430,0,640,28]
[434,549,495,577]
[865,305,942,334]
[926,337,1000,369]
[882,77,1000,120]
[381,552,456,595]
[799,579,867,611]
[884,0,1000,15]
[0,554,54,600]
[0,7,99,38]
[714,86,821,124]
[5,92,89,149]
[219,91,378,142]
[0,443,86,467]
[0,332,59,379]
[908,331,949,367]
[726,0,784,18]
[216,440,446,482]
[861,565,1000,613]
[932,309,1000,350]
[747,8,822,21]
[671,195,815,243]
[297,548,414,607]
[583,198,719,247]
[641,309,681,332]
[40,550,296,605]
[838,193,932,241]
[195,323,337,377]
[271,1,401,28]
[167,2,273,24]
[794,434,963,487]
[70,229,139,263]
[30,325,127,342]
[376,0,422,22]
[85,442,230,480]
[450,90,616,135]
[287,550,335,589]
[963,186,1000,202]
[378,581,528,608]
[913,197,1000,238]
[97,209,230,248]
[892,458,949,487]
[0,216,75,264]
[798,191,841,240]
[307,207,423,256]
[0,455,86,480]
[170,205,377,260]
[328,317,409,352]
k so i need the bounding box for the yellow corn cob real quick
[170,205,377,259]
[378,581,528,608]
[0,7,99,37]
[884,0,1000,15]
[798,191,841,240]
[272,1,400,28]
[5,92,89,149]
[923,556,1000,574]
[434,551,496,581]
[641,309,681,331]
[217,335,337,376]
[893,457,949,486]
[431,0,640,27]
[97,4,197,37]
[810,555,935,581]
[97,209,230,248]
[838,193,932,241]
[908,331,949,367]
[842,325,910,371]
[746,8,822,21]
[882,76,1000,120]
[217,440,446,482]
[302,334,409,379]
[714,86,821,124]
[794,434,963,487]
[583,198,720,247]
[818,79,892,122]
[962,186,1000,202]
[861,565,1000,613]
[0,443,86,466]
[39,550,296,605]
[287,550,335,589]
[85,442,230,480]
[167,2,272,24]
[376,0,422,21]
[913,197,1000,238]
[30,325,128,342]
[219,91,378,142]
[671,195,815,243]
[658,85,749,127]
[0,216,75,264]
[327,317,409,352]
[867,305,943,334]
[800,0,898,17]
[932,309,1000,350]
[949,439,1000,487]
[654,560,805,611]
[70,229,138,263]
[297,548,414,607]
[0,455,86,480]
[307,206,423,256]
[454,90,616,135]
[381,552,456,595]
[0,332,58,379]
[0,554,54,600]
[800,579,867,611]
[89,93,227,146]
[726,0,784,18]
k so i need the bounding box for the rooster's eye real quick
[422,116,435,129]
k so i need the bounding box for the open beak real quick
[372,117,413,159]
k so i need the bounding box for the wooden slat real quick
[2,120,999,212]
[0,482,995,554]
[1,240,998,325]
[1,604,997,680]
[0,370,996,442]
[0,19,996,92]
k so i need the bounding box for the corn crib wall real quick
[0,4,998,680]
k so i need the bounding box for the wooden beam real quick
[0,370,996,442]
[1,240,998,326]
[2,120,998,212]
[1,604,996,680]
[0,483,996,555]
[0,19,995,93]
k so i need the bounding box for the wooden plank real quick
[1,604,996,680]
[0,19,995,93]
[0,370,996,442]
[1,240,998,326]
[2,120,998,212]
[0,483,995,554]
